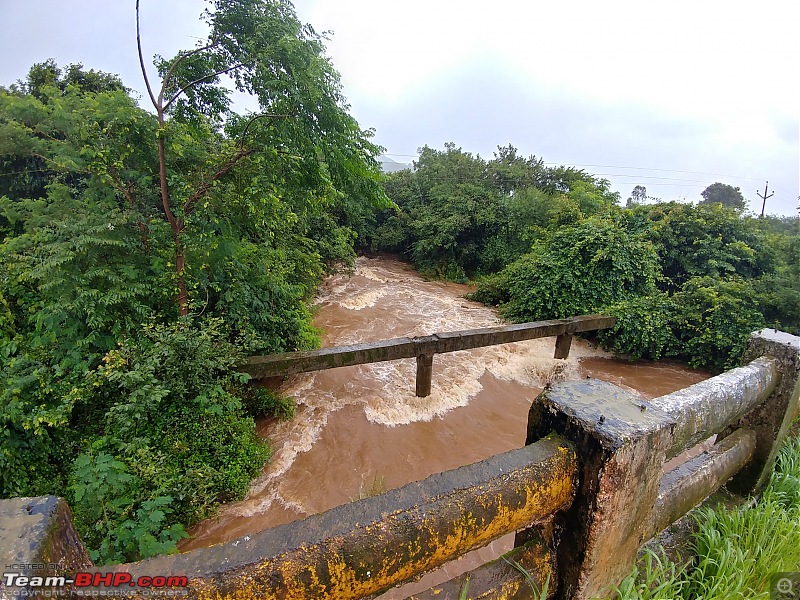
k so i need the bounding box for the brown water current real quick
[178,256,709,593]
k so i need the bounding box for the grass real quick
[608,435,800,600]
[458,554,551,600]
[501,555,551,600]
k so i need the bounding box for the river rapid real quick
[178,256,708,594]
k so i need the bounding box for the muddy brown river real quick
[179,256,708,596]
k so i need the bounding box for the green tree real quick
[626,185,648,207]
[699,182,746,210]
[477,218,659,322]
[622,202,773,291]
[372,144,508,279]
[134,0,387,315]
[671,276,765,370]
[1,0,390,563]
[370,143,621,279]
[486,145,546,194]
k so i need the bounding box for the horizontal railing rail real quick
[65,437,576,600]
[650,356,779,459]
[522,328,800,599]
[241,314,616,396]
[648,427,757,537]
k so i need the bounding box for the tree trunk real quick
[157,125,189,316]
[174,230,189,316]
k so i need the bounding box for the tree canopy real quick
[372,145,799,372]
[367,143,619,279]
[0,0,387,564]
[699,182,746,210]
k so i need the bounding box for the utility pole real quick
[757,181,774,218]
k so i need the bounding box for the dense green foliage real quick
[68,319,270,563]
[366,144,619,280]
[1,0,386,564]
[371,148,798,371]
[598,204,789,370]
[611,435,800,600]
[482,218,659,323]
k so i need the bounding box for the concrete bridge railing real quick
[2,327,799,600]
[240,314,616,397]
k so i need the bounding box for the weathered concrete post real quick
[415,353,434,397]
[553,333,573,359]
[0,496,93,596]
[519,380,675,600]
[725,329,800,493]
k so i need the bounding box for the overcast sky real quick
[1,1,797,215]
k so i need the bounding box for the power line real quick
[379,151,758,182]
[592,174,709,183]
[544,163,759,181]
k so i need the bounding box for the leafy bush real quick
[241,387,296,421]
[599,278,764,371]
[671,277,765,371]
[465,271,511,306]
[68,318,270,564]
[69,452,186,564]
[754,273,800,336]
[490,218,659,322]
[622,203,775,291]
[598,293,679,361]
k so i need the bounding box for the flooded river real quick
[179,256,708,594]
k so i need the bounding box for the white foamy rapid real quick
[307,256,601,427]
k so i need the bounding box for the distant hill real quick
[378,155,413,173]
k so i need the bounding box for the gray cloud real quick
[352,61,798,213]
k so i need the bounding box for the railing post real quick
[415,353,434,397]
[724,329,800,493]
[519,380,675,600]
[0,496,92,597]
[554,333,573,359]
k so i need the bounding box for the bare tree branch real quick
[238,112,292,146]
[183,146,255,215]
[135,0,158,110]
[163,63,245,112]
[157,40,219,107]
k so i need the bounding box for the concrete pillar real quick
[0,496,92,596]
[520,379,675,600]
[554,334,573,359]
[725,329,800,493]
[415,353,434,397]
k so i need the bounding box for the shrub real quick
[68,318,270,564]
[489,218,659,322]
[671,277,765,371]
[598,293,679,361]
[240,387,296,421]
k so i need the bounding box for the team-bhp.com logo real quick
[2,566,188,597]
